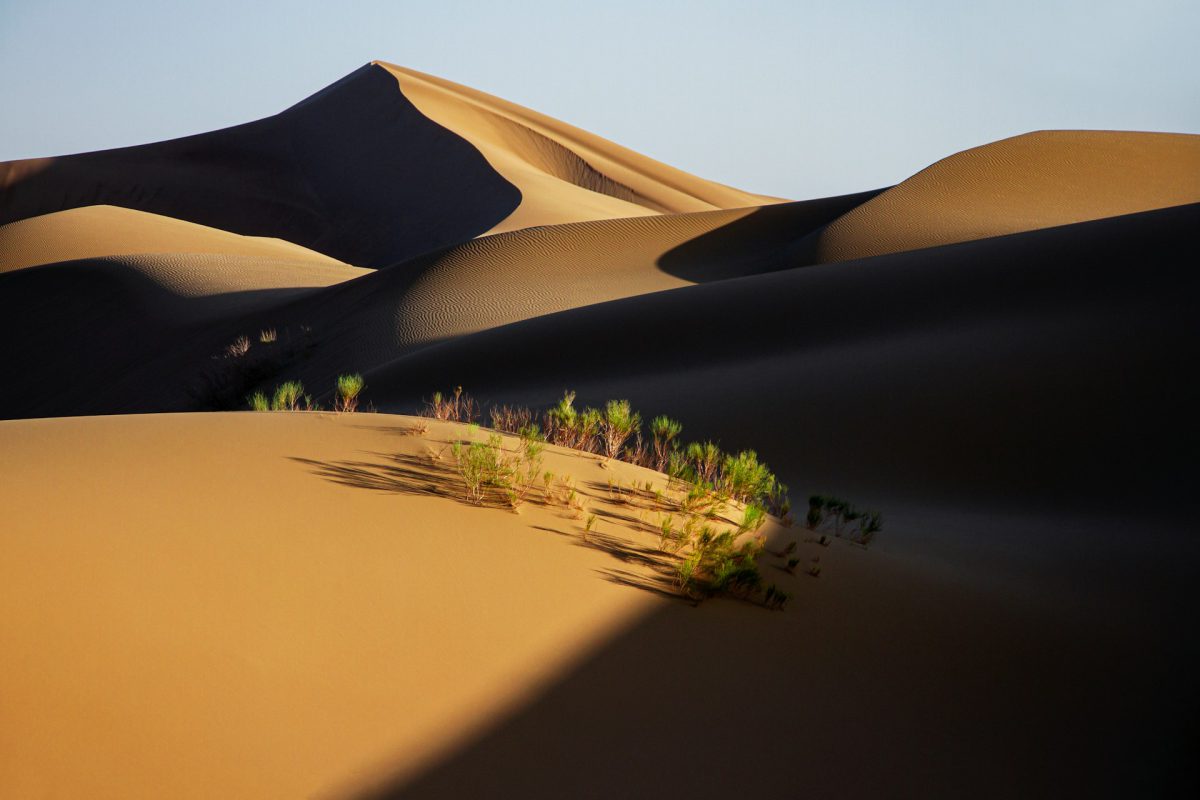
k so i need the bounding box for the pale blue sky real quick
[1,0,1196,198]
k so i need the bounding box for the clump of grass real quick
[674,525,765,602]
[449,427,544,509]
[225,335,251,358]
[720,450,775,504]
[649,415,683,472]
[247,391,269,412]
[259,328,277,344]
[335,373,365,413]
[738,502,768,535]
[684,441,722,486]
[271,380,306,411]
[490,404,533,434]
[424,386,478,423]
[545,391,604,452]
[584,513,598,541]
[451,433,503,505]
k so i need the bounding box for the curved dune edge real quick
[809,130,1200,262]
[0,205,354,273]
[372,194,871,352]
[377,62,786,233]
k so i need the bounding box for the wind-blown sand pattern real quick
[1,63,1196,798]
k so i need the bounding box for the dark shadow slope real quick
[361,203,1199,516]
[0,64,519,267]
[656,189,881,281]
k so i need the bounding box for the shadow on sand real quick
[290,448,686,602]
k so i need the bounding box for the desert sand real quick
[1,62,1196,797]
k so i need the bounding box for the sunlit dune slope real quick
[802,130,1200,262]
[1,412,1185,798]
[0,205,351,272]
[378,62,783,232]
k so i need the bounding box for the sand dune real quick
[0,204,351,272]
[379,62,783,233]
[1,62,1197,798]
[1,63,781,268]
[801,130,1200,262]
[1,412,1185,798]
[357,202,1199,516]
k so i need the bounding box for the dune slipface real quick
[0,62,1196,799]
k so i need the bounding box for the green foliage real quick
[271,380,305,411]
[720,450,775,504]
[451,434,505,505]
[738,502,768,535]
[649,415,683,472]
[335,373,365,412]
[247,391,269,412]
[673,522,765,602]
[685,441,722,486]
[447,429,546,508]
[601,399,642,459]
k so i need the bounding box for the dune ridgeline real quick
[1,61,1197,798]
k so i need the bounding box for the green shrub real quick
[685,441,722,486]
[649,415,682,472]
[451,433,505,505]
[335,373,365,413]
[738,502,768,535]
[271,380,305,411]
[600,400,640,459]
[248,391,269,412]
[720,450,775,504]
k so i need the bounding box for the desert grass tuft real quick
[335,373,365,413]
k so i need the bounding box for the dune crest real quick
[805,130,1200,262]
[377,62,784,233]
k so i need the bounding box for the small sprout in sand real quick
[786,557,801,574]
[248,391,269,412]
[335,373,365,413]
[226,335,251,358]
[259,328,277,344]
[584,513,598,541]
[808,557,822,578]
